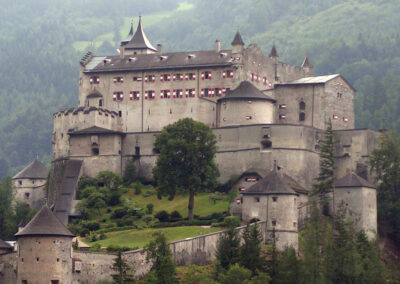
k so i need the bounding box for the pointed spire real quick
[269,44,279,58]
[128,20,134,37]
[231,31,245,46]
[124,16,157,52]
[301,56,313,68]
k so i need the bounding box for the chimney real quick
[157,44,162,53]
[215,40,221,53]
[119,47,124,58]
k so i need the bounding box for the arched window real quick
[299,101,306,110]
[299,112,306,121]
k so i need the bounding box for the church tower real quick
[120,16,158,56]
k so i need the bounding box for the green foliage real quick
[370,131,400,243]
[240,223,264,274]
[123,160,137,186]
[89,243,102,252]
[313,119,335,207]
[154,210,170,222]
[153,118,219,220]
[216,224,240,270]
[111,251,135,284]
[0,176,15,239]
[96,171,122,190]
[146,203,154,214]
[143,232,179,284]
[220,263,252,284]
[275,247,300,284]
[170,210,182,219]
[134,184,142,195]
[224,216,240,228]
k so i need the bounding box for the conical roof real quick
[301,56,313,68]
[218,81,276,102]
[13,158,48,180]
[124,17,157,51]
[244,170,297,195]
[269,44,279,57]
[15,205,74,237]
[231,31,244,46]
[334,172,375,189]
[0,239,11,249]
[128,20,134,37]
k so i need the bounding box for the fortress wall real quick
[71,222,267,284]
[0,252,17,284]
[277,62,310,82]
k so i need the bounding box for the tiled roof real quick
[218,81,276,102]
[84,50,234,73]
[15,205,74,237]
[231,31,244,46]
[244,170,297,195]
[122,16,157,52]
[69,126,122,135]
[334,172,375,189]
[13,158,48,180]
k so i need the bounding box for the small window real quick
[22,281,27,284]
[18,180,22,185]
[337,93,342,99]
[272,220,277,226]
[21,258,24,262]
[293,222,297,228]
[135,147,140,156]
[36,257,39,262]
[118,111,122,117]
[99,99,103,107]
[255,197,260,203]
[130,91,140,100]
[279,104,286,109]
[202,71,212,80]
[272,197,278,202]
[188,89,196,98]
[57,258,59,262]
[188,73,196,80]
[299,112,306,121]
[25,192,30,198]
[113,92,124,101]
[162,90,169,99]
[299,101,306,110]
[92,147,99,156]
[113,76,123,83]
[133,76,143,82]
[51,281,60,284]
[279,114,286,119]
[90,76,100,84]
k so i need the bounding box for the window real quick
[113,76,123,83]
[174,73,184,81]
[145,75,155,83]
[91,143,99,156]
[255,197,260,203]
[299,101,306,110]
[99,99,103,107]
[145,90,156,99]
[133,76,143,82]
[25,192,30,198]
[201,71,212,80]
[21,281,27,284]
[36,257,39,262]
[186,73,196,80]
[89,76,100,84]
[293,222,297,228]
[215,88,224,97]
[18,180,22,185]
[51,281,60,284]
[174,89,183,98]
[272,197,278,202]
[245,116,252,120]
[57,258,59,262]
[333,114,339,120]
[187,88,196,98]
[279,104,286,109]
[223,70,234,78]
[343,117,349,123]
[160,74,171,82]
[118,111,122,117]
[272,220,277,226]
[113,92,124,101]
[161,90,169,99]
[201,88,215,97]
[130,91,140,100]
[299,112,306,121]
[337,93,342,99]
[279,114,286,119]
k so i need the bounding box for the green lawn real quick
[124,189,229,218]
[88,226,222,248]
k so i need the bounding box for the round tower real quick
[15,205,75,284]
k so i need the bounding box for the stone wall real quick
[0,252,17,284]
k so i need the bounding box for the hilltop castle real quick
[12,18,378,253]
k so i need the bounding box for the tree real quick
[0,176,15,239]
[275,247,300,284]
[153,118,219,220]
[111,251,135,284]
[123,160,137,186]
[313,119,335,213]
[216,223,240,270]
[240,223,264,274]
[370,131,400,242]
[143,233,178,284]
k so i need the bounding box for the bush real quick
[80,228,90,237]
[146,203,154,214]
[81,220,100,231]
[224,216,240,228]
[215,175,240,193]
[134,183,142,195]
[143,215,154,223]
[112,207,128,219]
[170,210,182,219]
[154,210,170,222]
[143,189,157,197]
[96,171,122,190]
[123,160,137,185]
[211,212,225,222]
[106,245,138,252]
[152,219,213,228]
[107,191,121,206]
[89,243,102,252]
[99,233,107,240]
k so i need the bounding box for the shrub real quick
[107,191,121,206]
[99,233,107,240]
[112,207,128,219]
[211,212,224,222]
[143,215,154,223]
[80,228,90,237]
[143,189,157,197]
[106,245,138,252]
[224,216,240,228]
[123,160,137,185]
[81,220,100,231]
[154,210,170,221]
[96,171,122,190]
[89,243,102,252]
[146,203,154,214]
[134,183,142,195]
[170,210,182,219]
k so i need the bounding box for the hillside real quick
[0,0,399,177]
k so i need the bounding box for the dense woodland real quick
[0,0,400,178]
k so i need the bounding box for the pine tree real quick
[216,224,240,270]
[111,251,135,284]
[275,247,300,284]
[143,233,178,284]
[313,119,336,213]
[266,228,278,281]
[239,223,264,274]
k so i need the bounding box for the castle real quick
[2,17,380,283]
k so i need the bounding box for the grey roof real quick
[15,205,74,237]
[244,170,297,195]
[269,45,278,57]
[13,158,48,180]
[231,31,244,46]
[275,74,355,91]
[218,81,276,102]
[334,172,375,189]
[301,56,313,68]
[69,126,122,135]
[86,90,103,98]
[0,239,12,249]
[84,50,234,73]
[122,17,157,52]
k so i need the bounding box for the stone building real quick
[46,18,380,250]
[0,240,12,255]
[15,205,74,284]
[12,158,48,210]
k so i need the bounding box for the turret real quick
[120,16,158,56]
[301,56,313,75]
[269,44,279,81]
[231,31,245,53]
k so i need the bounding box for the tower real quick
[15,205,75,284]
[301,56,313,75]
[231,31,245,53]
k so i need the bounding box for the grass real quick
[124,188,229,218]
[87,226,222,248]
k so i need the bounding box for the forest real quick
[0,0,400,178]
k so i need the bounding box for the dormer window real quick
[333,114,339,120]
[103,58,111,64]
[343,117,349,122]
[219,52,227,57]
[89,76,100,84]
[113,76,124,83]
